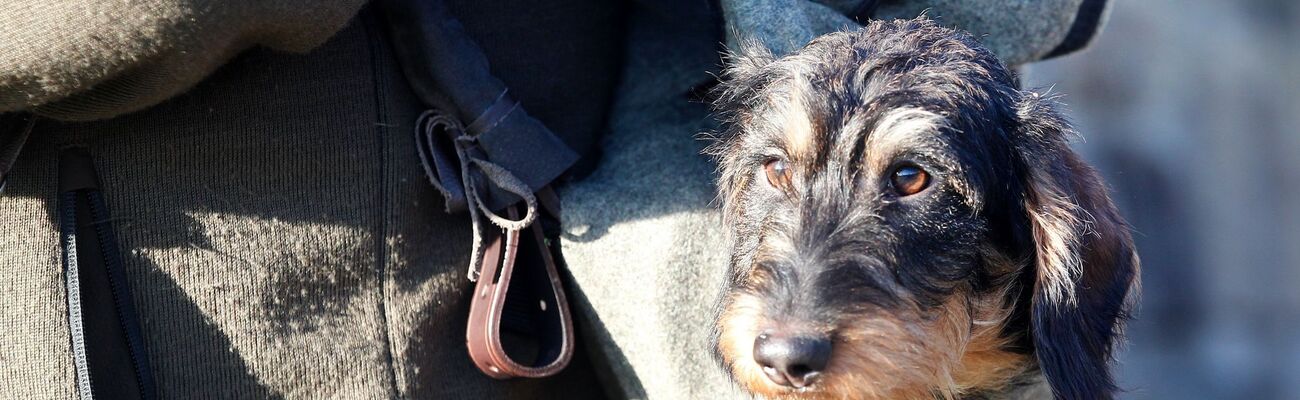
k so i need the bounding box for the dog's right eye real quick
[764,159,793,190]
[890,164,930,196]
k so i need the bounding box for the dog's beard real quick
[714,276,1029,400]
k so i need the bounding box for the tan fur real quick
[718,293,775,395]
[714,105,1049,399]
[1025,167,1088,305]
[862,108,946,175]
[950,294,1033,395]
[763,78,817,163]
[713,22,1140,400]
[716,277,1030,399]
[780,95,815,162]
[859,108,979,205]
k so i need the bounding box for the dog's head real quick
[708,18,1138,399]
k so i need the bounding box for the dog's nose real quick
[752,331,831,388]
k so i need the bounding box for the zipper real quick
[59,147,156,400]
[60,190,95,399]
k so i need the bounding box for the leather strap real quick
[416,106,576,379]
[466,205,574,379]
[380,0,578,379]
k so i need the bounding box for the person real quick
[0,0,1108,398]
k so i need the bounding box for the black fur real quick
[708,18,1138,399]
[1014,93,1140,399]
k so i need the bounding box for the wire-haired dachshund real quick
[707,17,1139,400]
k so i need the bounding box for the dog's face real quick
[709,19,1139,399]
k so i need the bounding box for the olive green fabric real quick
[0,0,1099,124]
[0,1,1103,398]
[559,2,1108,399]
[0,0,366,121]
[721,0,1096,66]
[873,0,1091,65]
[558,7,743,399]
[0,14,602,399]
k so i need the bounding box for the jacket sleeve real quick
[1042,0,1112,59]
[721,0,1111,66]
[872,0,1110,65]
[0,1,366,121]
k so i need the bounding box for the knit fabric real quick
[0,14,603,398]
[0,0,365,121]
[1,1,1104,398]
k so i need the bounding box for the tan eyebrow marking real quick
[863,108,945,175]
[765,76,815,161]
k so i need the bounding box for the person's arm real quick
[720,0,1111,66]
[873,0,1108,65]
[0,0,365,121]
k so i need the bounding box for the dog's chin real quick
[722,343,946,400]
[716,293,950,400]
[717,291,1031,400]
[725,360,931,400]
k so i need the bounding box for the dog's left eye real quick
[890,164,930,196]
[764,159,793,190]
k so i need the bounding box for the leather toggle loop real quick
[415,106,538,281]
[379,0,576,380]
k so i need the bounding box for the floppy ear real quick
[1015,93,1140,400]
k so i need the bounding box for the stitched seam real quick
[61,191,95,400]
[363,9,402,399]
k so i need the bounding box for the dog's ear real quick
[1014,92,1139,400]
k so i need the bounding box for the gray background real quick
[1024,0,1300,398]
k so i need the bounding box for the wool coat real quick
[0,1,1109,398]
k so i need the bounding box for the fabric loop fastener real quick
[382,0,577,380]
[415,91,556,281]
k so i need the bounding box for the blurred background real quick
[1023,0,1300,398]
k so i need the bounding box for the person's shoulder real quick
[1044,0,1112,59]
[871,0,1109,65]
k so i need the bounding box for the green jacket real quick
[0,1,1108,398]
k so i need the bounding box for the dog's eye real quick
[890,165,930,196]
[764,159,793,189]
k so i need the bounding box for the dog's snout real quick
[753,331,832,388]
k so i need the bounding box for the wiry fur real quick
[707,18,1139,400]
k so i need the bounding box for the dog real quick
[707,18,1139,400]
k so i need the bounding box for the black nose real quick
[752,332,831,388]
